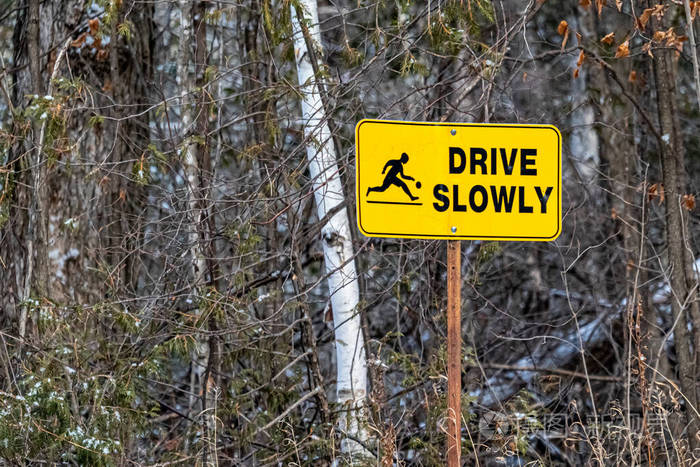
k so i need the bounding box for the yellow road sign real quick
[355,120,562,241]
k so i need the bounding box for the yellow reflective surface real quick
[355,119,562,241]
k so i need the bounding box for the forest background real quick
[0,0,699,465]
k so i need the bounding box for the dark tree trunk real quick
[651,14,700,454]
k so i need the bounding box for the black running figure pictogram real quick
[366,153,418,201]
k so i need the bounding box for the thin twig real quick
[252,386,322,437]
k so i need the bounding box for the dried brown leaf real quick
[573,67,580,78]
[88,18,99,36]
[648,183,665,203]
[648,183,658,202]
[580,0,591,7]
[557,20,569,36]
[638,9,653,29]
[615,0,622,11]
[659,28,688,56]
[71,32,87,48]
[651,4,666,21]
[577,50,585,66]
[615,40,630,58]
[682,194,696,210]
[600,32,615,45]
[628,70,637,82]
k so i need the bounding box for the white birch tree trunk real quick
[177,0,203,288]
[569,85,599,186]
[290,1,370,459]
[569,12,599,193]
[177,2,215,460]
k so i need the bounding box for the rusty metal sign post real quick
[446,240,462,466]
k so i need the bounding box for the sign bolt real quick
[450,129,456,136]
[451,226,457,233]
